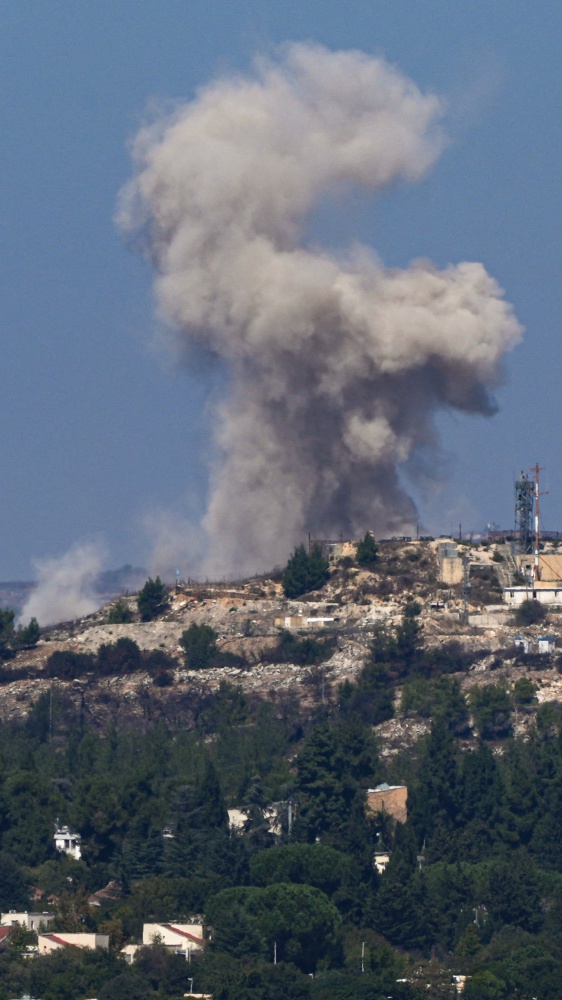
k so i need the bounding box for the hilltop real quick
[3,537,562,750]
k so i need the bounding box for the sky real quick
[1,1,561,582]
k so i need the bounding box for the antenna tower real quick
[531,464,547,582]
[514,471,534,555]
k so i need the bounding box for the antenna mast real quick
[531,464,545,582]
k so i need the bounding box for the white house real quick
[538,636,557,654]
[54,824,81,860]
[38,932,109,954]
[142,922,205,959]
[1,911,54,931]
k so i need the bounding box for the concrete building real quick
[504,584,562,606]
[367,783,408,824]
[437,541,464,585]
[54,824,81,860]
[1,911,54,932]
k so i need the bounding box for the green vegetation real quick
[3,539,562,998]
[0,607,41,658]
[180,622,218,670]
[514,598,547,626]
[108,598,133,624]
[469,683,513,739]
[282,544,329,598]
[137,577,168,621]
[356,531,378,569]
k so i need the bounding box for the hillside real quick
[3,538,562,998]
[2,537,561,749]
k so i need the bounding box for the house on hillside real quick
[367,783,408,823]
[54,824,81,860]
[38,932,109,954]
[142,921,205,959]
[87,880,122,907]
[1,911,54,931]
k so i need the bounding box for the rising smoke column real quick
[118,43,522,577]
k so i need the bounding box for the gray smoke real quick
[118,43,522,577]
[20,542,106,626]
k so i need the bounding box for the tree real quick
[0,607,15,658]
[180,623,218,670]
[137,577,168,621]
[250,843,352,897]
[356,531,378,569]
[512,676,537,707]
[0,852,29,911]
[97,637,142,676]
[469,684,513,740]
[206,883,341,972]
[282,544,329,599]
[108,598,133,624]
[15,617,41,647]
[514,598,547,626]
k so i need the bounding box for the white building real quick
[1,911,54,931]
[38,932,109,955]
[142,922,205,959]
[54,825,81,860]
[504,585,562,606]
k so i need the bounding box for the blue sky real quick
[1,1,561,580]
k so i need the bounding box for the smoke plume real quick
[118,43,522,577]
[21,542,106,626]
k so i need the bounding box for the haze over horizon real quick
[2,2,561,585]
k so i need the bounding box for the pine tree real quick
[356,531,378,568]
[282,544,329,598]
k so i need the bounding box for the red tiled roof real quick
[43,933,71,947]
[161,924,204,945]
[0,927,11,942]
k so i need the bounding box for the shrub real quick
[143,649,178,675]
[269,630,335,666]
[45,650,96,680]
[107,598,133,624]
[514,599,547,626]
[152,670,174,687]
[180,623,218,670]
[97,637,142,675]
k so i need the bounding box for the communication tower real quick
[514,471,534,555]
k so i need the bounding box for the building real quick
[142,922,205,959]
[504,584,562,607]
[437,541,464,585]
[38,932,109,955]
[373,851,391,874]
[274,615,336,630]
[1,911,54,932]
[367,783,408,824]
[54,824,81,860]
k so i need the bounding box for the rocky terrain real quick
[3,539,562,749]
